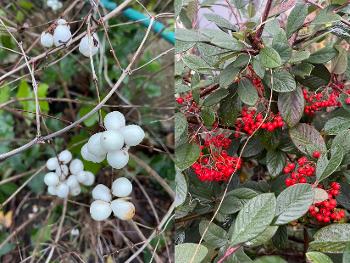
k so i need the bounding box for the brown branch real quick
[256,0,274,39]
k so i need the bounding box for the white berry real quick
[53,25,71,46]
[69,159,84,174]
[56,183,69,198]
[107,150,129,169]
[87,133,107,157]
[90,200,112,221]
[77,171,95,186]
[100,130,124,152]
[41,32,54,48]
[56,18,67,25]
[104,111,126,131]
[55,164,69,179]
[92,184,112,202]
[81,143,101,163]
[70,185,81,196]
[119,125,145,146]
[79,33,99,57]
[112,177,132,197]
[44,172,59,186]
[46,157,59,170]
[48,186,57,195]
[110,199,135,220]
[58,150,72,164]
[66,175,79,189]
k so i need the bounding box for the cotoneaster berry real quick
[345,97,350,104]
[313,151,321,159]
[176,97,184,104]
[92,184,112,202]
[110,199,135,221]
[90,200,112,221]
[112,177,132,197]
[79,33,100,57]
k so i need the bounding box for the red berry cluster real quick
[308,183,345,223]
[303,81,350,116]
[191,135,242,182]
[234,108,284,138]
[247,65,265,96]
[284,156,316,186]
[176,93,199,113]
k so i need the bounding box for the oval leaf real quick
[237,78,259,106]
[260,47,282,68]
[278,86,305,127]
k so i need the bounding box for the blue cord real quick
[100,0,175,45]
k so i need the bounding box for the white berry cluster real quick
[47,0,63,11]
[81,111,145,169]
[90,177,135,221]
[40,19,100,57]
[45,150,95,198]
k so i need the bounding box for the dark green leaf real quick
[237,78,258,106]
[278,86,305,127]
[307,46,338,64]
[266,150,286,177]
[259,47,282,68]
[203,88,229,106]
[286,4,308,38]
[175,143,201,170]
[199,220,228,247]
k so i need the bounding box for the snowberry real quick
[69,159,84,174]
[41,32,54,48]
[58,150,72,164]
[56,18,67,25]
[47,186,57,195]
[110,199,135,221]
[104,111,125,131]
[55,164,69,178]
[79,33,100,57]
[66,175,79,189]
[107,150,129,169]
[112,177,132,197]
[46,157,59,170]
[100,130,124,152]
[92,184,112,202]
[120,125,145,146]
[81,143,104,163]
[90,200,112,221]
[44,172,59,186]
[87,133,107,157]
[70,185,81,196]
[77,171,95,186]
[53,25,71,46]
[56,183,69,198]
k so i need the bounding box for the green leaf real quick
[230,193,276,245]
[199,220,228,247]
[278,86,304,127]
[220,188,259,214]
[0,84,10,103]
[272,226,288,249]
[176,28,208,42]
[266,150,286,177]
[289,123,326,155]
[183,54,211,71]
[37,83,49,113]
[246,226,278,247]
[201,107,216,126]
[323,117,350,135]
[220,63,241,88]
[237,78,258,106]
[201,29,244,50]
[203,88,229,106]
[175,142,201,170]
[78,106,99,127]
[312,9,342,25]
[316,147,344,182]
[307,46,338,64]
[275,183,314,225]
[343,242,350,263]
[331,129,350,154]
[289,50,311,64]
[253,256,287,263]
[291,63,314,78]
[218,92,240,126]
[175,243,208,263]
[309,224,350,253]
[332,46,348,74]
[296,64,331,90]
[175,168,187,207]
[272,30,292,63]
[259,47,282,68]
[286,4,308,38]
[16,80,34,114]
[270,70,296,93]
[203,13,236,30]
[175,112,188,146]
[306,252,333,263]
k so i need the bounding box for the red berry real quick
[176,97,184,104]
[312,151,321,158]
[345,97,350,105]
[283,167,291,174]
[331,182,340,190]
